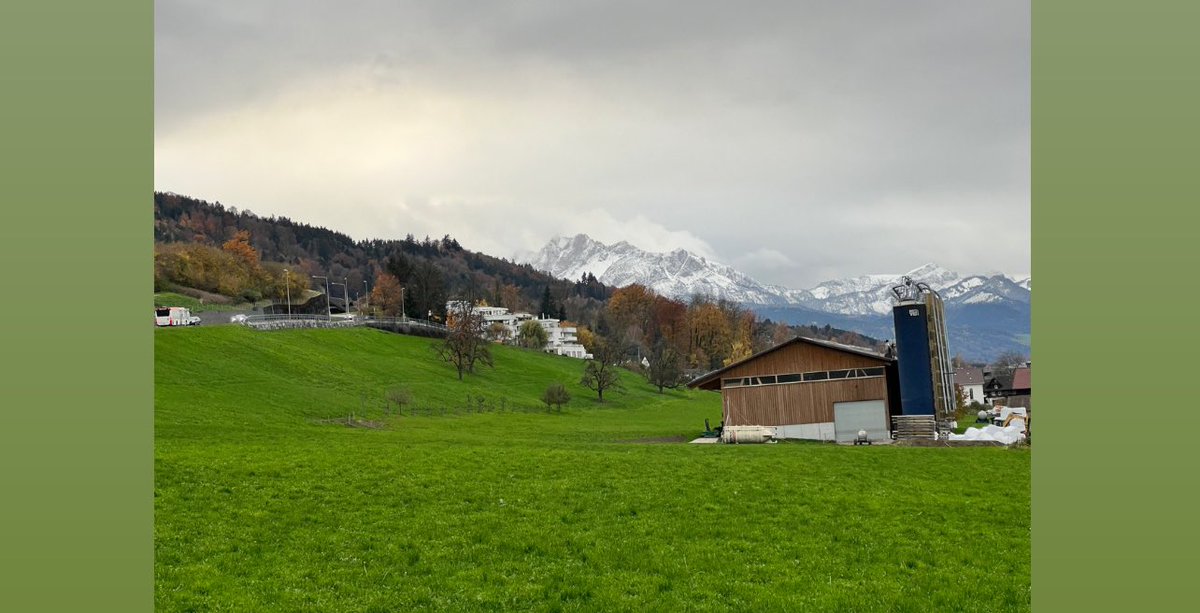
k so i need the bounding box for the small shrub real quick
[541,383,571,412]
[386,386,413,415]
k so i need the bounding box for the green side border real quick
[1034,1,1200,610]
[3,1,1198,611]
[0,1,152,611]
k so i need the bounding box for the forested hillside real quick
[154,192,612,322]
[154,191,886,370]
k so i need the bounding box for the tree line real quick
[584,284,887,389]
[155,191,612,319]
[155,192,885,368]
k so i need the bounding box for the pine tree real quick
[539,286,554,318]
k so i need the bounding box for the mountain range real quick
[524,234,1030,362]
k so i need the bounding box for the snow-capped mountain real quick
[525,234,1029,314]
[527,234,792,305]
[813,269,1032,314]
[525,234,1030,362]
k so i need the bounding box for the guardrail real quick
[241,314,359,331]
[240,314,447,335]
[361,317,448,338]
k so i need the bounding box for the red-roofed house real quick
[1011,367,1031,392]
[1008,366,1031,409]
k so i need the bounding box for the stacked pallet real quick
[892,415,938,440]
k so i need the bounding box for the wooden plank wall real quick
[724,378,889,426]
[721,342,888,380]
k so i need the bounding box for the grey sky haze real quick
[155,0,1030,287]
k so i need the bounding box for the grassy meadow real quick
[155,291,254,313]
[156,326,1030,612]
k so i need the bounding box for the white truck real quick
[155,306,202,327]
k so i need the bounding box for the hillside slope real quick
[155,326,718,440]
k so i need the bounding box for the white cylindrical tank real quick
[721,425,776,444]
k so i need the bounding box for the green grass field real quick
[155,291,253,313]
[156,326,1030,612]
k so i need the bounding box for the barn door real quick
[833,400,888,442]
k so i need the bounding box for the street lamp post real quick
[284,268,292,318]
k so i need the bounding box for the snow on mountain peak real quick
[526,234,786,304]
[523,234,1029,315]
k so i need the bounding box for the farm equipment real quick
[701,418,723,438]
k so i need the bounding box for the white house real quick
[954,367,986,405]
[445,301,592,359]
[535,317,591,359]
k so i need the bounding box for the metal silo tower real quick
[890,276,955,421]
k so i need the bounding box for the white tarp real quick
[997,407,1027,423]
[948,424,1027,445]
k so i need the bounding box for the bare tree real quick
[580,339,622,401]
[435,301,493,380]
[989,350,1028,382]
[645,340,684,393]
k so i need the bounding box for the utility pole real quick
[401,287,406,321]
[284,268,291,318]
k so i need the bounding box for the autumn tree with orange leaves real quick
[369,272,404,317]
[606,284,658,357]
[686,301,733,370]
[222,230,260,269]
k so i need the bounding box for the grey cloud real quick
[155,1,1029,288]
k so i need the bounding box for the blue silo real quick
[890,277,954,418]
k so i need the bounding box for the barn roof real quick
[686,336,893,390]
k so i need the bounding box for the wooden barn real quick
[687,337,901,442]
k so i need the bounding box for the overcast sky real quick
[155,0,1029,288]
